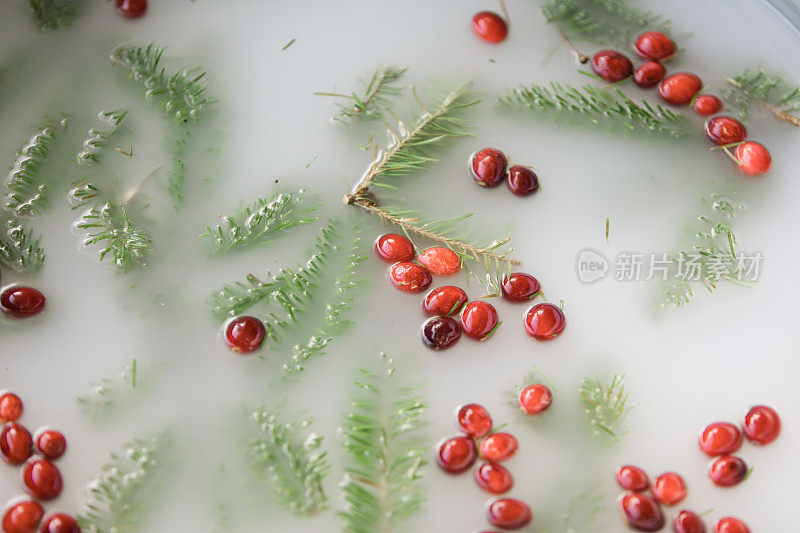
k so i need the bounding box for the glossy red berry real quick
[742,405,780,445]
[474,461,514,494]
[616,465,649,492]
[223,316,266,354]
[673,510,706,533]
[40,513,81,533]
[422,286,468,316]
[501,273,541,302]
[735,142,771,176]
[22,459,63,500]
[633,61,666,88]
[699,422,742,456]
[0,286,46,318]
[0,392,24,422]
[518,383,552,415]
[460,301,500,340]
[651,472,687,506]
[1,423,33,464]
[436,436,477,473]
[693,94,723,116]
[2,500,44,533]
[487,498,532,530]
[421,316,461,350]
[591,49,634,82]
[374,234,415,263]
[708,455,748,487]
[35,430,67,461]
[524,302,565,340]
[417,247,461,276]
[388,262,432,292]
[619,492,665,532]
[715,517,750,533]
[116,0,147,18]
[704,116,747,145]
[634,31,676,60]
[457,403,493,438]
[472,11,508,43]
[506,166,539,197]
[658,73,703,105]
[479,432,517,462]
[470,148,508,187]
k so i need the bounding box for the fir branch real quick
[28,0,76,31]
[250,407,329,516]
[723,67,800,126]
[0,219,45,272]
[340,353,427,533]
[168,131,189,206]
[579,375,633,439]
[76,110,128,166]
[317,66,408,122]
[77,360,141,418]
[562,480,604,531]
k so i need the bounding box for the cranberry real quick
[388,262,432,292]
[223,316,266,353]
[35,430,67,461]
[116,0,147,18]
[460,301,500,340]
[651,472,687,505]
[472,11,508,43]
[40,514,81,533]
[742,405,780,445]
[479,432,517,462]
[735,142,771,176]
[708,455,748,487]
[518,383,552,415]
[0,392,23,422]
[0,286,46,318]
[457,403,492,438]
[436,436,477,473]
[523,302,565,340]
[1,423,33,464]
[673,510,706,533]
[2,500,44,533]
[22,459,63,500]
[633,61,666,88]
[715,517,750,533]
[474,461,514,494]
[634,31,676,60]
[374,234,415,263]
[421,316,461,350]
[417,247,461,276]
[506,166,539,196]
[699,422,742,456]
[501,273,541,302]
[616,465,649,492]
[591,50,634,83]
[658,73,703,105]
[619,492,665,532]
[704,116,747,145]
[693,94,723,116]
[470,148,507,187]
[486,498,532,530]
[422,286,468,316]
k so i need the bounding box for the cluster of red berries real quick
[0,268,47,320]
[469,148,539,197]
[0,392,79,533]
[115,0,147,18]
[471,11,508,44]
[591,31,771,176]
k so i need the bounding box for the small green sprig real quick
[77,360,141,418]
[0,220,45,272]
[579,374,633,439]
[168,131,189,206]
[317,66,407,122]
[723,67,800,125]
[29,0,76,31]
[75,110,128,166]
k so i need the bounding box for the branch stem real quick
[558,29,590,64]
[726,77,800,126]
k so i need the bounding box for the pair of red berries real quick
[470,148,539,197]
[471,11,508,44]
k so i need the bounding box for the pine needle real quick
[75,109,128,166]
[723,67,800,125]
[0,220,45,272]
[318,66,408,122]
[579,375,633,439]
[28,0,76,31]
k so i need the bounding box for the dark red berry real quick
[421,316,461,350]
[0,392,23,422]
[704,116,747,145]
[0,286,46,318]
[693,94,723,116]
[524,302,565,340]
[715,517,750,533]
[436,436,477,473]
[417,247,461,276]
[487,498,532,530]
[591,49,634,82]
[673,510,706,533]
[616,465,649,492]
[40,513,81,533]
[388,262,432,293]
[506,166,539,197]
[472,11,508,43]
[658,73,703,105]
[742,405,780,445]
[708,455,748,487]
[422,286,468,316]
[460,301,500,340]
[116,0,147,18]
[457,403,492,438]
[223,316,266,354]
[633,60,666,88]
[474,461,514,494]
[634,31,676,60]
[22,459,63,500]
[501,273,541,302]
[518,383,552,415]
[1,422,33,464]
[619,492,665,532]
[374,234,415,263]
[651,472,687,506]
[470,148,507,187]
[479,432,517,462]
[735,142,771,176]
[699,422,742,456]
[35,430,67,461]
[2,500,44,533]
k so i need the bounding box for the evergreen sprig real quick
[77,360,140,418]
[723,67,800,125]
[250,407,329,516]
[75,110,128,166]
[319,66,407,122]
[29,0,76,31]
[340,353,427,533]
[0,220,45,272]
[579,375,633,439]
[168,131,189,206]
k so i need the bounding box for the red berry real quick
[474,461,514,494]
[704,116,747,145]
[40,513,81,533]
[116,0,147,18]
[619,492,665,532]
[422,286,468,316]
[2,500,44,533]
[35,430,67,461]
[486,498,532,530]
[0,392,23,422]
[501,273,541,302]
[479,432,517,462]
[1,423,33,464]
[742,404,780,445]
[457,403,493,438]
[591,49,634,82]
[460,301,500,340]
[0,286,46,318]
[518,384,552,415]
[417,247,461,276]
[374,233,415,263]
[506,166,539,197]
[651,472,687,506]
[470,148,507,187]
[421,316,461,350]
[633,61,666,88]
[658,73,703,105]
[693,94,723,116]
[715,517,750,533]
[673,510,706,533]
[223,316,266,354]
[708,455,748,487]
[436,436,477,473]
[616,465,649,492]
[634,31,676,60]
[735,142,771,176]
[388,262,432,292]
[699,422,742,456]
[22,459,63,500]
[524,302,565,340]
[471,11,508,43]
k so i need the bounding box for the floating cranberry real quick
[417,247,461,276]
[479,432,517,462]
[518,383,552,415]
[715,517,750,533]
[704,116,747,145]
[421,317,461,350]
[673,510,706,533]
[693,94,723,116]
[472,11,508,43]
[35,430,67,461]
[422,286,468,316]
[506,166,539,197]
[708,455,748,487]
[487,498,532,530]
[651,472,687,506]
[616,465,649,492]
[223,316,266,354]
[633,61,666,88]
[470,148,507,187]
[619,492,665,532]
[634,31,675,60]
[22,459,63,500]
[460,301,500,340]
[374,234,415,263]
[40,513,81,533]
[0,286,46,318]
[742,404,780,445]
[658,73,703,105]
[524,303,565,341]
[474,461,514,494]
[0,392,23,422]
[591,49,634,83]
[1,423,33,464]
[457,403,493,438]
[436,436,477,473]
[501,273,541,302]
[388,262,432,293]
[735,142,771,176]
[116,0,147,18]
[699,422,742,456]
[2,500,44,533]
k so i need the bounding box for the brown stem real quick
[726,78,800,127]
[558,29,590,64]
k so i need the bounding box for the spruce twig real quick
[579,374,633,439]
[317,66,408,122]
[77,360,142,418]
[75,110,128,166]
[0,220,45,272]
[28,0,76,31]
[723,67,800,126]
